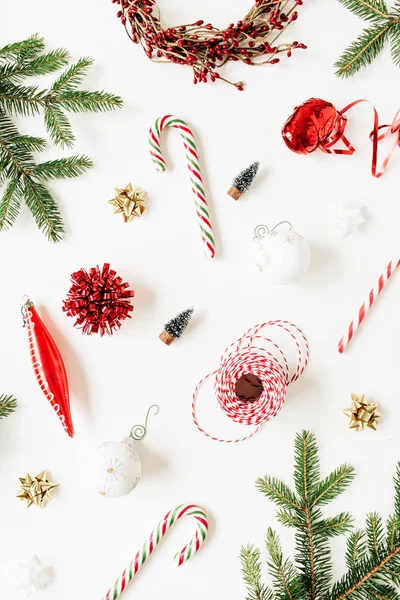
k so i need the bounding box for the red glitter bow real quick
[282,98,400,178]
[63,263,134,336]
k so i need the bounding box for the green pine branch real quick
[0,34,122,241]
[241,431,400,600]
[240,545,274,600]
[336,0,400,77]
[0,394,17,419]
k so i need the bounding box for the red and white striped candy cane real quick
[101,504,209,600]
[149,115,216,259]
[338,259,400,353]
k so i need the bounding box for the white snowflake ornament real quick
[15,556,52,598]
[252,222,310,285]
[94,405,159,499]
[94,438,142,498]
[334,201,366,236]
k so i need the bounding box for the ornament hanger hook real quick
[253,224,269,239]
[130,404,159,441]
[21,295,31,327]
[254,221,292,240]
[271,220,292,232]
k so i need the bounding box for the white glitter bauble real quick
[253,226,310,285]
[94,437,141,498]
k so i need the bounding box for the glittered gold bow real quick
[343,393,381,431]
[17,471,59,508]
[109,183,146,223]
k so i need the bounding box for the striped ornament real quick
[101,504,209,600]
[148,115,216,259]
[338,259,400,353]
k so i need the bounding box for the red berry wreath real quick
[112,0,306,90]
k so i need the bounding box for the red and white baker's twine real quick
[338,259,400,353]
[193,321,309,443]
[101,504,208,600]
[148,115,216,259]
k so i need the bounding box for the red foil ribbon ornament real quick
[282,98,400,178]
[22,299,74,437]
[63,263,134,336]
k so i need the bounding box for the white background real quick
[1,0,400,598]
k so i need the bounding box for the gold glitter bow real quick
[109,183,146,223]
[17,471,59,508]
[343,393,381,431]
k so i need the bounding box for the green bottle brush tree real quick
[0,34,122,242]
[241,431,400,600]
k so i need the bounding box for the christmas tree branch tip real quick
[159,307,194,345]
[0,394,17,419]
[241,430,400,600]
[0,34,123,242]
[228,161,259,200]
[335,0,400,78]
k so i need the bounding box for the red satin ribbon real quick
[317,100,400,178]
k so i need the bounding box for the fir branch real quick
[335,22,391,77]
[0,49,70,82]
[387,516,398,553]
[266,528,302,600]
[336,1,400,76]
[0,178,22,230]
[43,103,74,148]
[242,434,400,600]
[241,545,274,600]
[294,430,320,502]
[367,513,386,560]
[346,530,367,569]
[318,513,354,539]
[256,476,302,512]
[33,155,92,180]
[23,177,64,242]
[330,549,400,600]
[337,0,390,22]
[52,90,123,113]
[0,33,122,241]
[0,81,44,116]
[0,394,17,419]
[0,34,44,62]
[276,509,305,529]
[50,56,93,92]
[390,21,400,64]
[393,463,400,519]
[310,465,355,507]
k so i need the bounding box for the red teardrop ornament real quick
[24,300,74,437]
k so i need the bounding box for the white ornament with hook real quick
[93,405,159,498]
[252,221,310,285]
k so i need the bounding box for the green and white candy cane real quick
[102,504,209,600]
[149,115,216,259]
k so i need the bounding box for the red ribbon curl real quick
[63,263,134,336]
[282,97,400,178]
